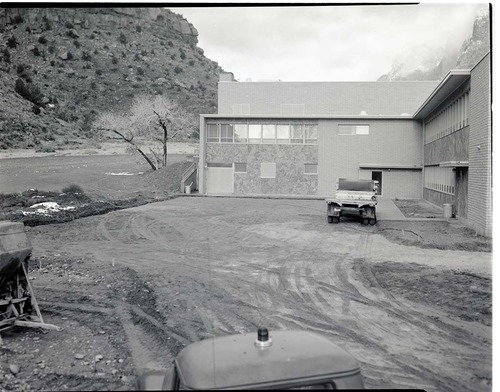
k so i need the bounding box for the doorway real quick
[372,171,382,195]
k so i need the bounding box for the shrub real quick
[62,184,84,194]
[170,54,176,60]
[66,30,78,39]
[15,78,43,105]
[12,15,23,24]
[118,32,127,44]
[103,44,109,50]
[73,40,80,48]
[42,16,52,31]
[167,40,173,47]
[95,69,102,76]
[16,63,26,74]
[65,21,74,29]
[25,26,32,33]
[81,51,92,61]
[32,105,41,114]
[136,25,142,32]
[89,33,96,40]
[121,51,126,58]
[136,67,144,75]
[134,53,140,61]
[1,48,11,63]
[32,46,41,56]
[48,44,55,54]
[174,66,182,74]
[7,36,18,48]
[156,14,164,21]
[38,36,47,44]
[66,52,73,60]
[180,51,186,60]
[111,56,118,64]
[188,60,195,67]
[141,49,148,56]
[50,60,55,66]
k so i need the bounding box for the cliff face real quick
[378,8,490,81]
[0,7,223,149]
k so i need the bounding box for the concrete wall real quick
[206,144,318,195]
[317,119,423,197]
[467,53,492,236]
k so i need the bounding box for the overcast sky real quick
[172,3,488,82]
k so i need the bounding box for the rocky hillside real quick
[0,7,224,150]
[378,8,490,81]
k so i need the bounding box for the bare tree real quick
[94,95,196,170]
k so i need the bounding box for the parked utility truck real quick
[326,179,378,225]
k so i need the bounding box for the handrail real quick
[181,162,197,192]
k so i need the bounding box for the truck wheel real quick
[362,218,369,226]
[369,218,376,225]
[327,216,333,224]
[333,216,340,224]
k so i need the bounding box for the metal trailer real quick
[326,179,378,225]
[0,221,60,343]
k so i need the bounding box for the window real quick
[277,125,290,144]
[234,124,247,143]
[248,124,262,144]
[260,163,276,178]
[304,164,318,175]
[291,125,304,144]
[234,163,247,173]
[207,124,219,142]
[338,125,369,135]
[262,124,276,143]
[424,166,455,194]
[220,124,234,143]
[304,125,318,143]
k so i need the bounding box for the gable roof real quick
[218,80,440,117]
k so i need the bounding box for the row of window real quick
[206,123,318,144]
[206,123,371,144]
[424,91,469,144]
[424,166,455,195]
[208,162,318,177]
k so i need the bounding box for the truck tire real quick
[362,218,369,226]
[327,216,333,224]
[369,218,376,225]
[333,216,340,224]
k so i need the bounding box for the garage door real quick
[206,166,233,194]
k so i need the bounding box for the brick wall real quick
[317,119,423,197]
[218,81,438,116]
[467,53,492,236]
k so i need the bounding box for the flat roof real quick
[413,70,471,119]
[201,114,415,120]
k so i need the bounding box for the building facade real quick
[198,53,491,236]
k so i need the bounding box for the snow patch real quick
[24,202,77,215]
[105,172,143,176]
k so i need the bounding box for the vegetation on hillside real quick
[0,8,223,150]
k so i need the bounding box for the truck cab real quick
[137,328,364,390]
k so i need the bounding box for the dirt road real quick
[20,197,491,391]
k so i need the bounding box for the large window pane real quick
[248,124,262,144]
[262,124,276,143]
[234,124,247,143]
[304,125,318,143]
[207,124,219,142]
[221,124,234,143]
[291,125,304,144]
[277,125,290,144]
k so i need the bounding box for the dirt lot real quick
[0,150,493,391]
[0,197,492,391]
